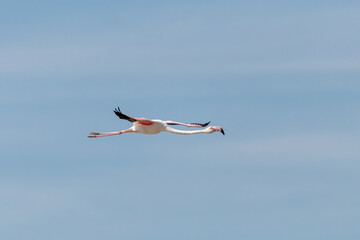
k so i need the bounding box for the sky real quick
[1,1,360,239]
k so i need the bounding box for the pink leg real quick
[88,128,134,138]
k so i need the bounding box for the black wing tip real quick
[113,106,122,116]
[113,107,136,122]
[189,121,211,127]
[203,121,211,127]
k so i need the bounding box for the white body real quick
[132,120,167,134]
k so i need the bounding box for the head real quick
[209,126,225,135]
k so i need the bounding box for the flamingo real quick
[88,107,225,138]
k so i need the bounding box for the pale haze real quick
[1,1,360,239]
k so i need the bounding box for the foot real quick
[88,132,101,138]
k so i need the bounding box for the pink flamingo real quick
[88,107,225,138]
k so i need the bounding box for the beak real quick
[220,128,225,135]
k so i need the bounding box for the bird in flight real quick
[88,107,225,138]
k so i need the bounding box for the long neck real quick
[165,127,209,135]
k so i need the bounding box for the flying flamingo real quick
[88,107,225,138]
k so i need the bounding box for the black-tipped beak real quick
[220,128,225,135]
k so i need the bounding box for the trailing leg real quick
[88,128,134,138]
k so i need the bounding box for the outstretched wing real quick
[189,121,211,127]
[166,121,210,128]
[113,107,137,122]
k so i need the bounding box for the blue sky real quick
[1,1,360,239]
